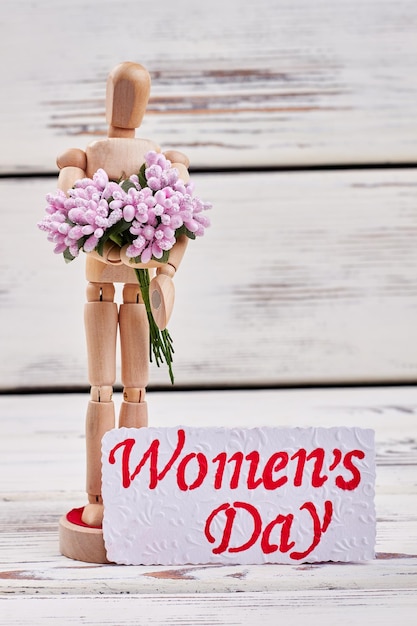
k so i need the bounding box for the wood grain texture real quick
[0,387,416,623]
[0,0,416,172]
[1,592,416,626]
[1,168,416,390]
[2,0,416,619]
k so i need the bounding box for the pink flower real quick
[38,151,211,262]
[123,205,136,222]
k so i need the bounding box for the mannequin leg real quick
[82,282,118,526]
[119,283,149,429]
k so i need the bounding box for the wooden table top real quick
[1,386,416,624]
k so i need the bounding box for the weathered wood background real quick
[0,1,416,623]
[1,0,416,172]
[1,0,416,390]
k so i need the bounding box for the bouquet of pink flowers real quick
[38,151,211,382]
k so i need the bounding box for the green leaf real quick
[109,232,123,247]
[63,248,76,263]
[120,179,136,193]
[96,219,133,256]
[107,219,132,243]
[96,237,106,257]
[175,224,196,240]
[175,224,186,237]
[156,250,170,264]
[138,162,148,189]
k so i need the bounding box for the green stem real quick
[134,268,175,384]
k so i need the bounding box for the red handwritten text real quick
[108,428,365,493]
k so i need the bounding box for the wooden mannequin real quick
[58,62,190,562]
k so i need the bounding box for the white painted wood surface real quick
[1,1,416,621]
[1,168,416,390]
[1,0,416,389]
[1,0,416,172]
[0,387,416,623]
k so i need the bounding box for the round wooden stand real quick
[59,508,111,564]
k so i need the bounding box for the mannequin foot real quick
[81,503,104,527]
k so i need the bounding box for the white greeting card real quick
[101,426,375,565]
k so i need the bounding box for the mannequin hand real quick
[162,150,190,184]
[81,503,104,527]
[105,241,122,264]
[88,241,122,265]
[150,274,175,330]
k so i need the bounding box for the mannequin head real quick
[106,62,151,134]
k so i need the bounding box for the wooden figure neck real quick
[108,126,136,139]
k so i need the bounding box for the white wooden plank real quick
[1,591,416,626]
[1,169,417,389]
[0,388,416,616]
[1,559,417,595]
[1,0,416,172]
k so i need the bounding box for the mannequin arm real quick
[119,235,188,329]
[163,150,190,182]
[118,151,191,329]
[56,148,87,194]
